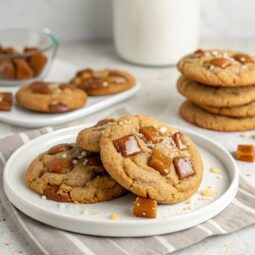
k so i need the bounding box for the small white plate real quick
[0,60,141,128]
[3,124,239,237]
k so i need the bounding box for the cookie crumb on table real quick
[58,203,65,209]
[200,187,217,198]
[240,133,249,138]
[109,213,120,220]
[210,167,221,174]
[184,199,192,205]
[91,210,100,216]
[182,205,193,211]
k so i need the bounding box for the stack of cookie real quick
[26,115,203,218]
[177,49,255,131]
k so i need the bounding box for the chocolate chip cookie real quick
[180,100,255,131]
[100,115,203,204]
[70,69,136,96]
[16,81,88,113]
[76,118,116,152]
[177,49,255,87]
[26,143,127,203]
[177,75,255,107]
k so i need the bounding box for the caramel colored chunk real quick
[149,149,171,175]
[194,49,205,56]
[47,158,73,174]
[24,47,48,76]
[0,47,16,54]
[236,144,255,162]
[59,83,76,90]
[113,134,141,157]
[14,59,34,80]
[0,92,13,111]
[48,102,70,113]
[80,80,102,91]
[173,132,187,150]
[233,54,254,64]
[173,157,195,179]
[29,81,51,94]
[44,185,71,202]
[48,143,73,155]
[0,59,15,80]
[86,154,105,173]
[133,197,157,218]
[76,68,93,78]
[140,126,163,144]
[209,58,232,69]
[94,118,115,127]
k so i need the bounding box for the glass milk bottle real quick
[113,0,200,66]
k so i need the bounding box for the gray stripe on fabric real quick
[163,225,211,250]
[212,202,255,232]
[76,235,131,255]
[19,214,87,255]
[107,236,173,255]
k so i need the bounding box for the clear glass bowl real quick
[0,28,59,86]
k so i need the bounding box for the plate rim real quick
[3,124,239,235]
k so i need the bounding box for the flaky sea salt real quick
[83,159,88,166]
[62,153,67,158]
[81,151,87,156]
[160,127,167,133]
[72,159,78,164]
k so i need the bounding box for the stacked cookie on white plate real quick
[177,49,255,131]
[26,115,204,218]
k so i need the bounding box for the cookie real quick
[180,100,255,131]
[100,115,203,204]
[198,101,255,118]
[177,75,255,107]
[70,69,136,96]
[76,118,116,152]
[177,49,255,87]
[26,143,127,203]
[16,81,88,113]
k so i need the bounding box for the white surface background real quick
[1,1,255,254]
[0,39,255,255]
[1,0,255,42]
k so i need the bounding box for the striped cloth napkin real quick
[1,118,255,254]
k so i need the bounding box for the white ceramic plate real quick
[0,60,141,128]
[3,124,239,237]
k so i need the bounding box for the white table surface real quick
[1,39,255,255]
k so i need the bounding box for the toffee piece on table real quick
[0,92,13,111]
[236,144,255,162]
